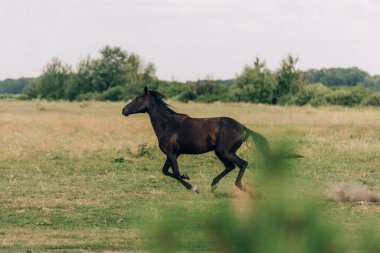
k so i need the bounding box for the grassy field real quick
[1,100,380,252]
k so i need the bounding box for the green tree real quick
[91,46,129,92]
[63,46,156,100]
[27,57,72,99]
[274,55,302,104]
[141,62,156,85]
[231,57,277,104]
[63,57,96,100]
[124,54,157,99]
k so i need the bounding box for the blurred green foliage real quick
[145,147,380,253]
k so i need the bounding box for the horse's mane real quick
[149,90,186,115]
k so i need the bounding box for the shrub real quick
[325,90,357,106]
[196,85,229,103]
[76,92,101,101]
[178,90,196,103]
[177,80,230,103]
[277,93,294,105]
[324,87,369,107]
[150,80,187,98]
[290,83,330,106]
[232,58,277,104]
[363,93,380,106]
[98,86,125,101]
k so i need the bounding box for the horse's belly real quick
[178,133,216,154]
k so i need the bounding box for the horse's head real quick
[122,87,150,117]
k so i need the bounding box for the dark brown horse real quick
[122,87,301,193]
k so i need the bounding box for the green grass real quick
[0,100,379,252]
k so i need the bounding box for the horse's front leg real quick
[166,154,198,193]
[161,157,190,180]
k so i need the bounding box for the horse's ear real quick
[144,86,148,94]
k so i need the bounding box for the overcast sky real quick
[0,0,379,81]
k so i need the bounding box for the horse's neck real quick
[147,101,171,139]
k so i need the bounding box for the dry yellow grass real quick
[2,100,380,159]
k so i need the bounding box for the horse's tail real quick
[244,127,303,160]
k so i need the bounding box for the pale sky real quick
[1,0,379,81]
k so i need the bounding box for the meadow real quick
[0,100,379,252]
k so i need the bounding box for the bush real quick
[232,58,277,104]
[178,90,196,103]
[196,85,229,103]
[76,92,101,101]
[325,90,357,106]
[290,83,330,106]
[363,93,380,106]
[177,80,230,103]
[150,80,187,98]
[98,86,125,101]
[324,88,369,107]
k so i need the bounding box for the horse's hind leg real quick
[220,152,248,191]
[211,152,236,192]
[213,135,247,191]
[229,153,248,191]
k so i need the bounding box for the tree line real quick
[2,45,380,107]
[0,77,34,94]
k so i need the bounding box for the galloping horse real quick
[122,87,301,193]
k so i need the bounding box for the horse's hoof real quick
[211,185,217,192]
[236,184,247,192]
[182,172,190,180]
[191,186,199,194]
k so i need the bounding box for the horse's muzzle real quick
[122,109,129,117]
